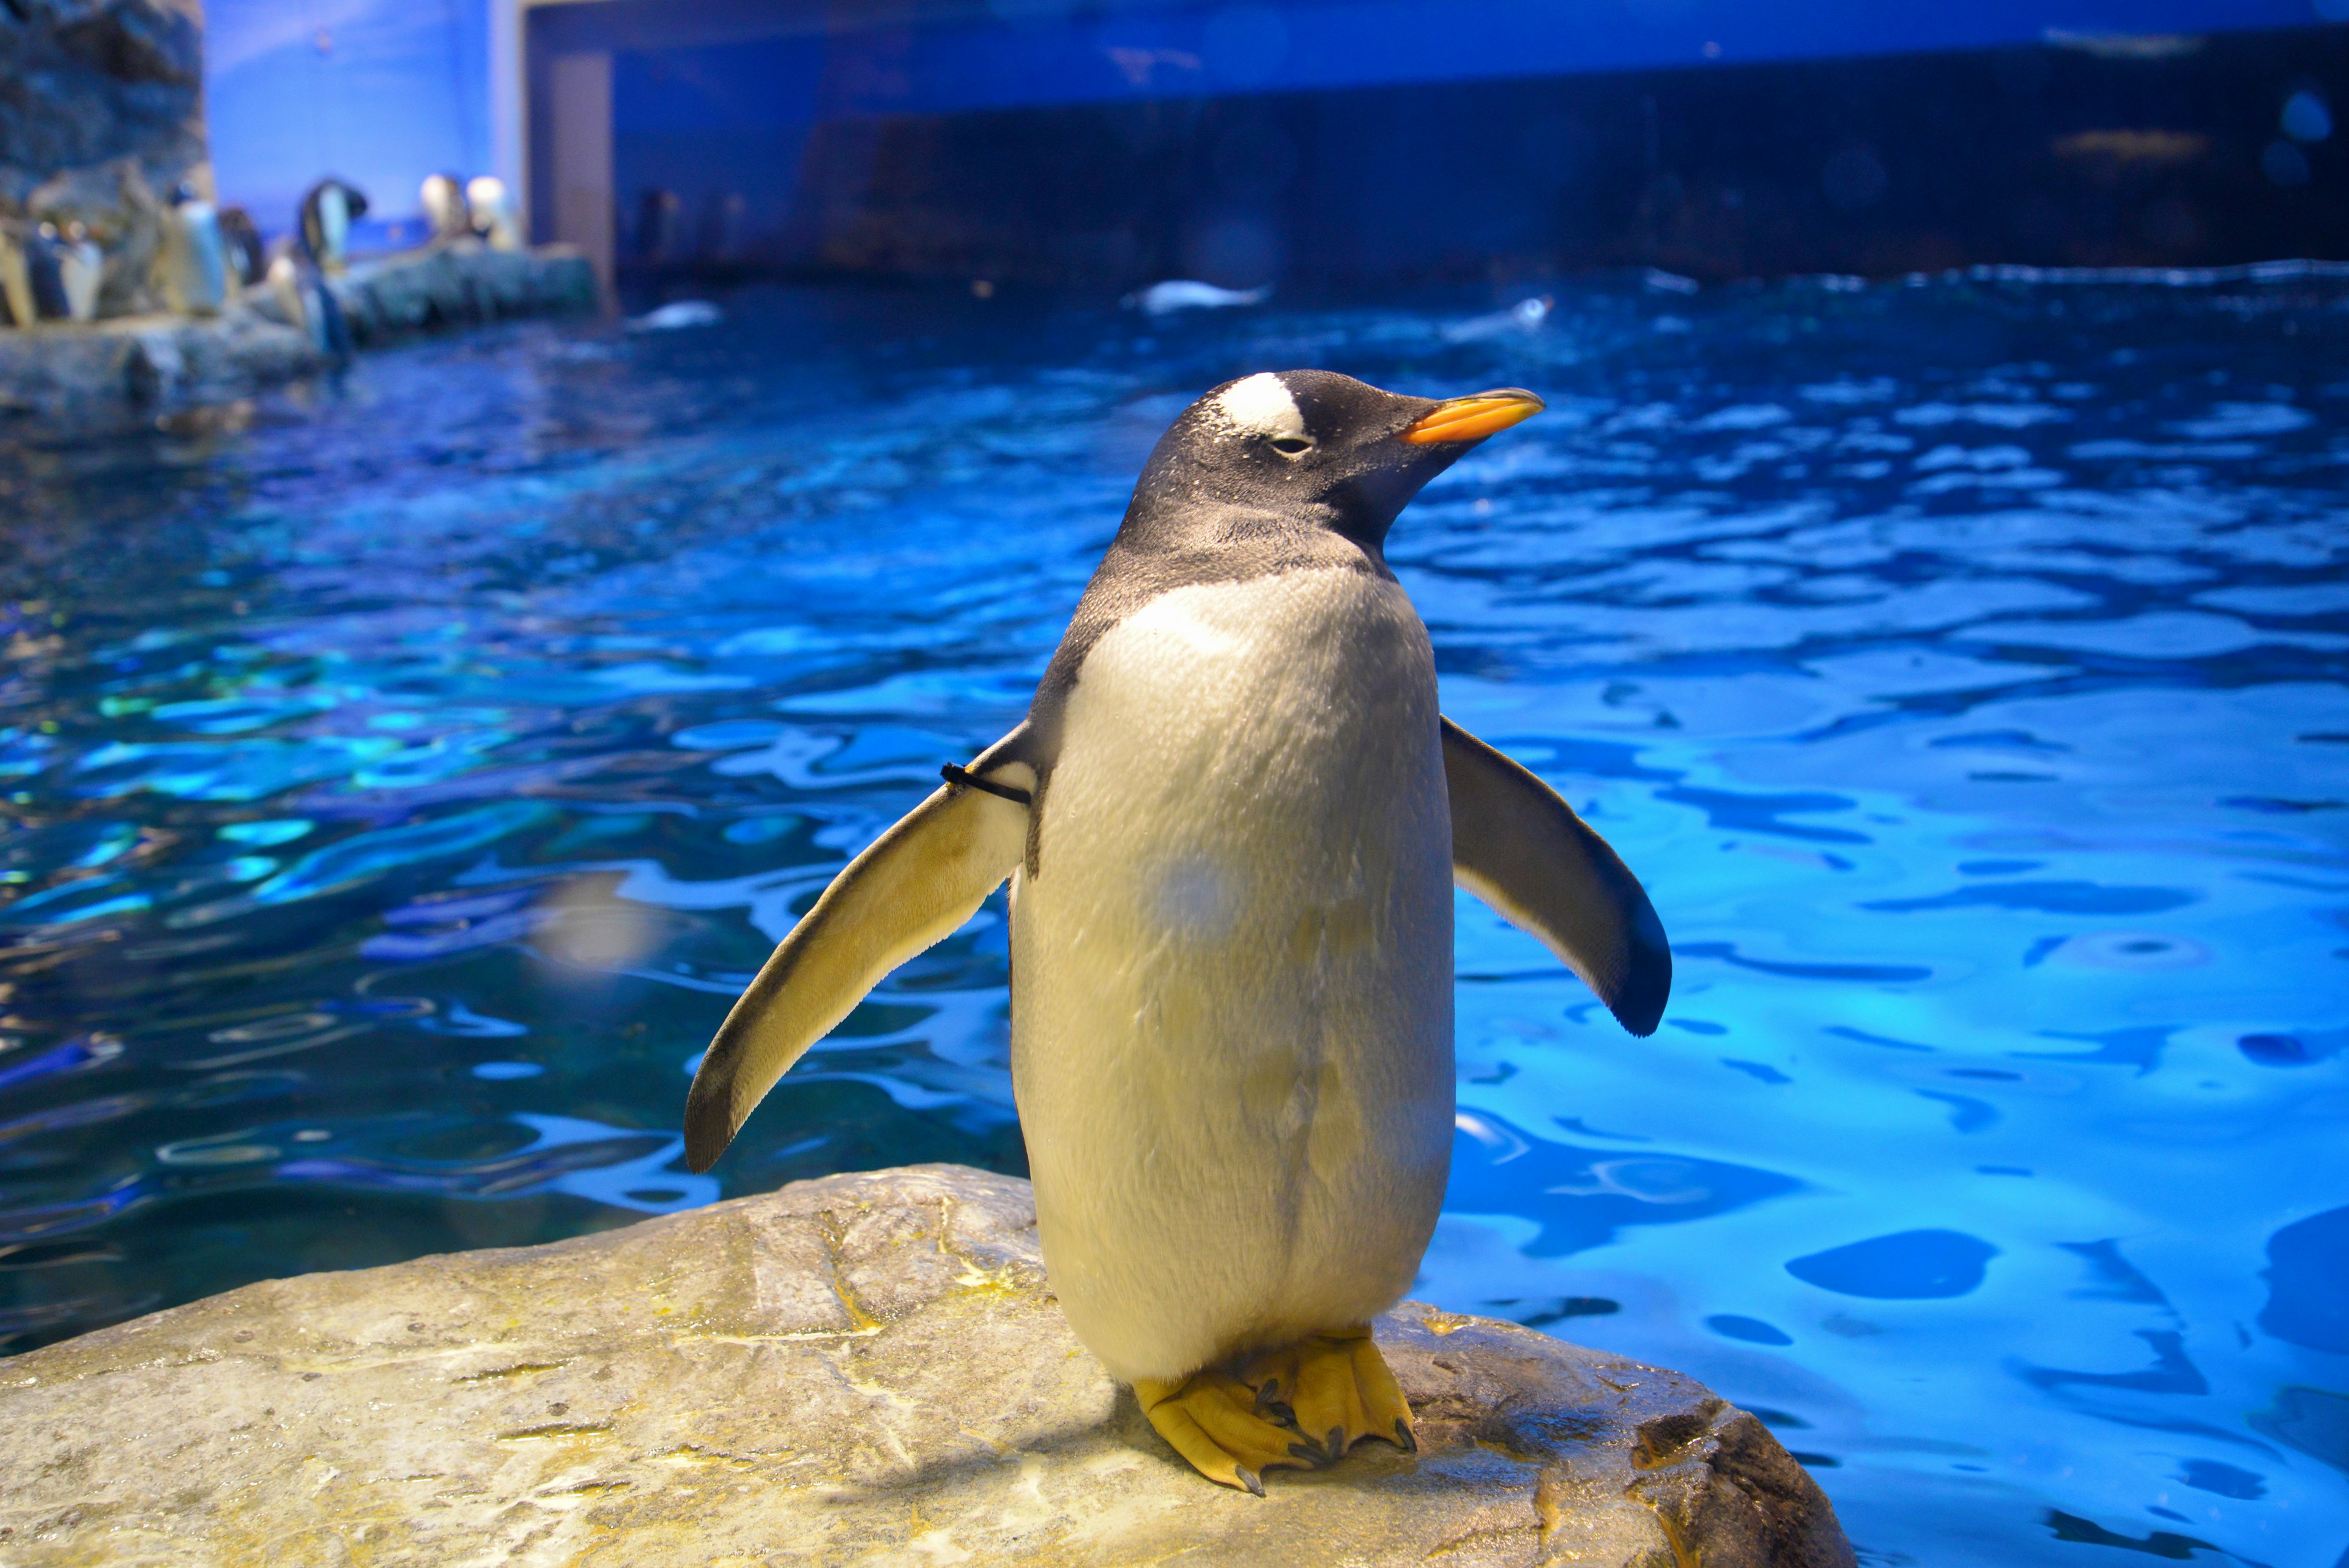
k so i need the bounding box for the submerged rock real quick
[0,1164,1852,1566]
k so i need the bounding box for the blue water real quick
[2,273,2345,1565]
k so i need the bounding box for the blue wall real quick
[206,0,492,237]
[623,0,2326,119]
[210,0,2329,234]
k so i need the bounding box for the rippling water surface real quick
[2,273,2344,1564]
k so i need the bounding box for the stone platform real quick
[0,1164,1851,1567]
[0,244,597,436]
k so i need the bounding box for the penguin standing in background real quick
[464,176,521,251]
[420,174,469,243]
[0,225,34,328]
[162,184,229,316]
[297,177,368,275]
[56,223,103,322]
[265,240,352,359]
[24,226,70,322]
[217,207,266,289]
[685,371,1671,1493]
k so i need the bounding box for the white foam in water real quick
[1123,279,1271,314]
[628,299,723,331]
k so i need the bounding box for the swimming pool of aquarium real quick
[1,270,2343,1565]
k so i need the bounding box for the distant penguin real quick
[0,226,34,328]
[217,206,266,288]
[297,178,368,275]
[682,371,1671,1493]
[420,173,469,244]
[25,225,70,322]
[163,185,229,316]
[265,243,352,359]
[464,176,521,251]
[57,222,103,322]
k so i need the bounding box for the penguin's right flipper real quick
[682,728,1036,1172]
[1441,717,1671,1036]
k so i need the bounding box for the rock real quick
[0,1164,1852,1567]
[24,156,171,318]
[2,0,207,318]
[332,242,601,346]
[0,247,600,434]
[0,306,316,430]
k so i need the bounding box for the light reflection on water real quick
[1,275,2345,1565]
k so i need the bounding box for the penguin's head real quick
[1131,370,1543,551]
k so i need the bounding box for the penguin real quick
[464,176,522,251]
[162,185,229,316]
[0,224,34,329]
[265,242,352,359]
[217,206,267,289]
[683,371,1671,1493]
[26,224,72,322]
[420,174,469,244]
[56,222,103,322]
[297,178,368,275]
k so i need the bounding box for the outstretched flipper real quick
[683,727,1036,1172]
[1442,717,1671,1035]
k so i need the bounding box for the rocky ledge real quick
[0,244,596,434]
[0,1164,1853,1567]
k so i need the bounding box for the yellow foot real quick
[1238,1326,1417,1466]
[1134,1369,1321,1495]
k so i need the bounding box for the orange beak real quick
[1398,387,1546,444]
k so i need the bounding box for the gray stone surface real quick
[0,247,600,434]
[0,307,316,428]
[2,0,207,319]
[0,1163,1852,1567]
[331,242,601,346]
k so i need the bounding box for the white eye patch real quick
[1212,373,1307,442]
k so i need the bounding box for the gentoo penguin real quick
[297,178,368,275]
[265,242,352,359]
[162,185,229,316]
[685,371,1670,1492]
[24,225,71,322]
[464,176,521,251]
[420,173,470,243]
[217,206,267,288]
[56,222,103,322]
[0,225,34,328]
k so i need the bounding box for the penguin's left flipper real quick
[1442,717,1671,1036]
[682,729,1036,1173]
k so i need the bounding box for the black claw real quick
[1394,1417,1418,1454]
[1324,1425,1346,1458]
[1254,1388,1297,1427]
[1238,1466,1265,1497]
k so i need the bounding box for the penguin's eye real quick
[1268,436,1314,458]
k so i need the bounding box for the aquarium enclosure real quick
[4,1,2347,1564]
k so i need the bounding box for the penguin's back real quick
[1010,564,1453,1384]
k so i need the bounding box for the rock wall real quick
[1,0,208,319]
[0,1163,1854,1567]
[0,245,599,434]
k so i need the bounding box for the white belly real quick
[1009,567,1453,1383]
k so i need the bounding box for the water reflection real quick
[0,272,2342,1565]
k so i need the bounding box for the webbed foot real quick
[1133,1370,1323,1494]
[1238,1325,1416,1464]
